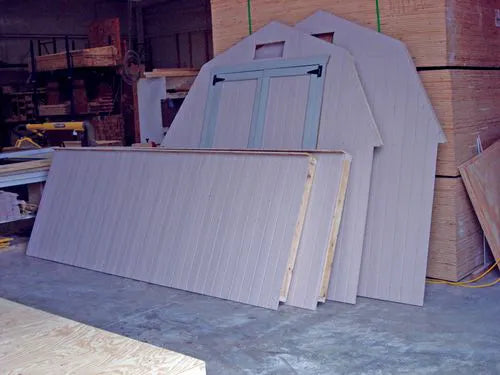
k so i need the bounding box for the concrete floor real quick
[1,247,499,375]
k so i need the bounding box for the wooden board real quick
[459,140,500,268]
[35,46,119,71]
[298,12,443,306]
[210,0,500,67]
[420,69,500,177]
[144,68,200,78]
[0,298,206,374]
[427,176,484,281]
[285,152,350,309]
[0,159,51,177]
[162,21,381,305]
[27,148,316,310]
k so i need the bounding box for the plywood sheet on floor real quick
[162,21,381,305]
[0,298,205,374]
[27,148,316,310]
[459,140,500,267]
[297,12,444,305]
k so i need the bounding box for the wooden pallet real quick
[210,0,500,67]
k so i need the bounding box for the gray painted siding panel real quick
[137,78,167,143]
[213,80,257,148]
[27,149,316,310]
[286,152,350,309]
[262,75,309,149]
[161,22,381,305]
[297,11,444,305]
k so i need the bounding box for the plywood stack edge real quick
[210,0,500,67]
[421,69,500,281]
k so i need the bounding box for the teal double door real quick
[200,56,329,149]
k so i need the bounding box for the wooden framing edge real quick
[279,155,317,302]
[318,156,352,302]
[55,146,316,158]
[458,140,500,268]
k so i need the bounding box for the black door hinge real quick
[307,65,323,77]
[212,75,225,85]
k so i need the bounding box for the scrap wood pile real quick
[27,8,499,310]
[0,191,23,222]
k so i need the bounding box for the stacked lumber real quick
[38,102,70,116]
[88,96,114,113]
[90,115,124,144]
[88,17,122,56]
[73,80,88,114]
[35,46,119,71]
[1,298,206,374]
[427,178,483,281]
[210,0,500,67]
[420,70,500,177]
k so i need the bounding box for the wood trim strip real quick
[280,156,317,301]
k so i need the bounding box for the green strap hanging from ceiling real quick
[375,0,382,32]
[247,0,253,34]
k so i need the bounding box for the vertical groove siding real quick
[297,12,443,305]
[286,153,351,309]
[161,21,380,306]
[27,149,315,310]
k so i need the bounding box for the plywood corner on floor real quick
[459,140,500,268]
[27,148,317,310]
[162,20,381,306]
[297,11,444,306]
[0,298,206,375]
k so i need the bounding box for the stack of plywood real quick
[210,0,500,67]
[209,0,500,282]
[422,70,500,280]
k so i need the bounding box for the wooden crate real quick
[35,46,119,72]
[427,176,484,281]
[210,0,500,67]
[420,69,500,176]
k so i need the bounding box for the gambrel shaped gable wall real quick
[297,11,446,306]
[162,21,382,307]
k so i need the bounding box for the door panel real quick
[201,56,328,149]
[213,79,258,148]
[262,75,310,149]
